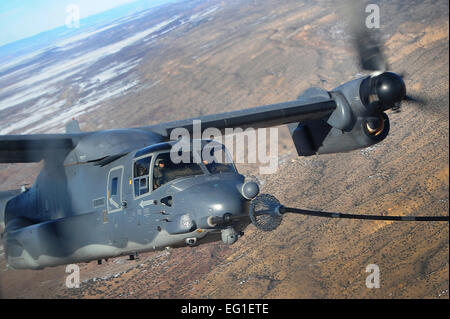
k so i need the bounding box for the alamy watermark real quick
[169,120,279,174]
[65,264,80,288]
[66,4,80,29]
[365,264,380,289]
[365,4,380,29]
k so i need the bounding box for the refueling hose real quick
[207,202,449,229]
[279,206,449,222]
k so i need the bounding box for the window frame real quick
[132,154,154,200]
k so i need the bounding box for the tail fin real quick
[65,119,81,133]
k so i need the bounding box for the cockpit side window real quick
[153,152,203,190]
[133,156,152,197]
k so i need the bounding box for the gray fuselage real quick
[3,137,250,269]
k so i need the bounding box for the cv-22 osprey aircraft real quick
[0,5,448,270]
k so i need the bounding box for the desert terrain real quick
[0,0,448,298]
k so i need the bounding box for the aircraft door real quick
[107,166,124,213]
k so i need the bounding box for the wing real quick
[140,94,336,137]
[0,91,336,163]
[0,133,84,163]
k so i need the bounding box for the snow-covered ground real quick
[0,5,221,134]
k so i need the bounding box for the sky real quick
[0,0,172,47]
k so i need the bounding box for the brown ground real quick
[0,0,448,298]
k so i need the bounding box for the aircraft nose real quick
[187,181,251,229]
[207,186,248,216]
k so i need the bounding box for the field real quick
[0,0,448,298]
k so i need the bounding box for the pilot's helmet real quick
[155,158,165,168]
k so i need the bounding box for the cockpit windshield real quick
[201,143,235,174]
[133,141,237,195]
[153,152,203,190]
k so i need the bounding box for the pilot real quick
[153,159,166,189]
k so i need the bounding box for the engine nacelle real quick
[289,112,389,156]
[289,76,391,156]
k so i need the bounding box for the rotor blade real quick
[342,0,388,72]
[398,71,407,79]
[354,30,387,72]
[279,206,449,222]
[394,71,428,107]
[404,94,427,104]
